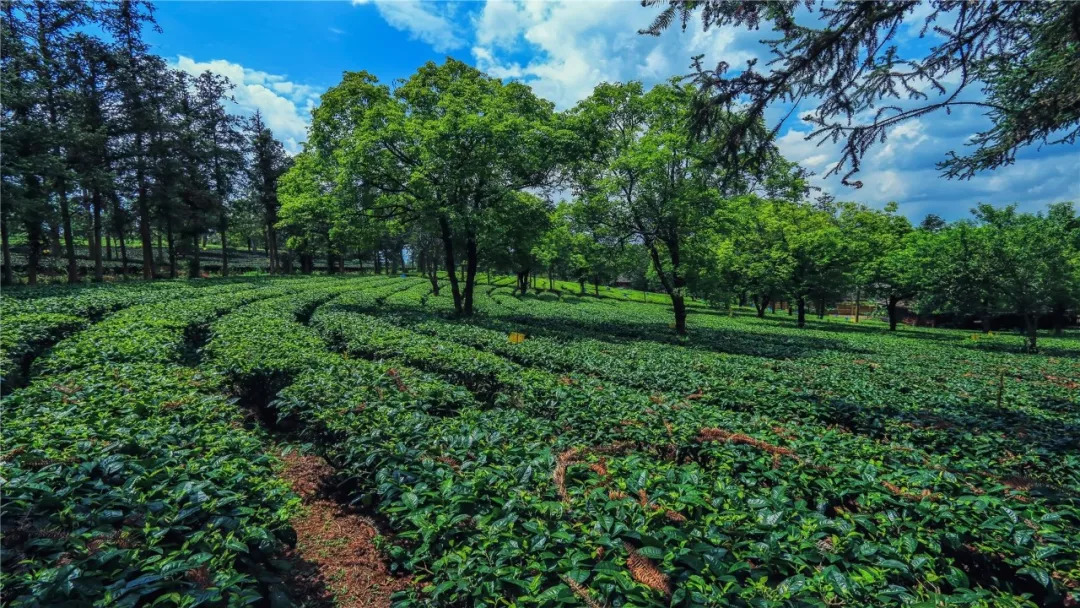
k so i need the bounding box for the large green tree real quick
[974,203,1076,352]
[569,80,798,333]
[307,61,563,315]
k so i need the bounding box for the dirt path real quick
[279,451,410,607]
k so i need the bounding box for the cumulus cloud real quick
[468,0,763,109]
[354,0,464,53]
[776,108,1080,220]
[172,55,320,154]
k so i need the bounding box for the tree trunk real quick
[646,241,688,335]
[579,278,586,295]
[266,220,278,273]
[1024,312,1039,353]
[797,296,806,328]
[463,237,478,316]
[1,214,12,286]
[438,216,463,314]
[58,180,78,283]
[887,295,899,331]
[754,295,768,318]
[166,218,177,279]
[118,229,128,278]
[136,147,155,279]
[188,233,201,278]
[92,189,104,282]
[106,233,112,261]
[818,298,826,319]
[1052,303,1065,337]
[428,263,440,296]
[548,266,554,291]
[25,221,42,285]
[672,293,687,335]
[854,286,861,323]
[339,249,346,273]
[220,214,229,277]
[48,220,61,260]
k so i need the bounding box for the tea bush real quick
[2,275,1077,607]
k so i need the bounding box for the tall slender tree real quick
[246,111,288,273]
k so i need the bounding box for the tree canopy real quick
[641,0,1080,185]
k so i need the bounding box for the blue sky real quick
[150,1,1079,222]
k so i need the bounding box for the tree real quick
[1,0,279,284]
[479,192,552,295]
[277,149,376,273]
[1045,203,1080,336]
[194,71,245,277]
[246,111,289,273]
[66,32,115,282]
[309,61,563,315]
[569,80,793,333]
[773,201,849,328]
[1,1,48,285]
[103,0,160,279]
[975,204,1074,352]
[838,201,915,329]
[642,1,1080,184]
[715,196,795,317]
[24,0,91,283]
[924,220,1000,332]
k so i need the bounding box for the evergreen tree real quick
[246,111,289,273]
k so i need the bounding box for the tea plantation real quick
[2,275,1078,607]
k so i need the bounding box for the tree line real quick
[1,0,290,284]
[3,3,1077,351]
[285,59,1078,351]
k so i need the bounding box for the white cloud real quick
[173,55,321,154]
[356,0,464,53]
[470,0,762,109]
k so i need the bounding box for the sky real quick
[148,0,1079,222]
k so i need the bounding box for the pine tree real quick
[246,111,288,273]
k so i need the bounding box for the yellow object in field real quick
[970,334,979,341]
[508,332,526,344]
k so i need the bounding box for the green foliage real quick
[0,278,330,606]
[642,1,1080,183]
[4,275,1079,606]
